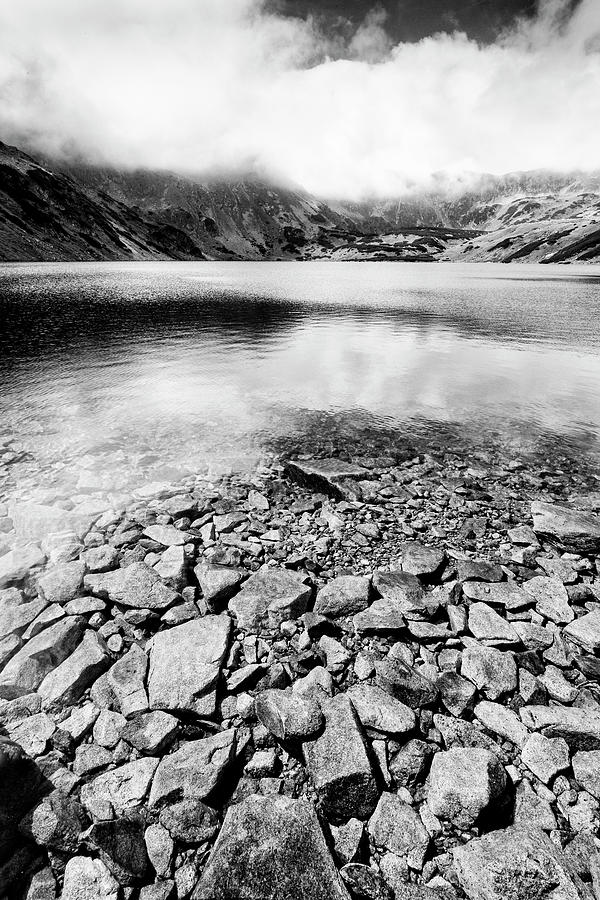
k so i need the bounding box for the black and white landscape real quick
[1,1,600,899]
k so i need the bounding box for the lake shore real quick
[1,441,600,898]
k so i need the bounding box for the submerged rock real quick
[285,458,366,500]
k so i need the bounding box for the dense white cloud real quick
[0,0,598,198]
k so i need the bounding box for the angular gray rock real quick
[453,825,591,900]
[520,705,600,750]
[462,580,530,610]
[19,790,88,853]
[375,657,438,708]
[520,732,570,784]
[438,672,477,717]
[456,560,503,583]
[468,603,520,644]
[38,630,110,708]
[106,643,149,717]
[563,609,600,652]
[347,684,416,737]
[372,571,434,620]
[572,750,600,799]
[352,599,406,633]
[143,524,189,546]
[148,615,231,717]
[303,694,379,822]
[61,856,120,900]
[84,562,178,610]
[122,711,179,755]
[195,561,244,606]
[150,728,238,808]
[400,542,446,580]
[0,616,84,699]
[427,747,507,827]
[461,642,517,700]
[314,575,370,618]
[228,567,311,631]
[37,561,85,605]
[86,818,149,886]
[368,792,429,870]
[474,700,528,748]
[531,499,600,554]
[255,689,323,741]
[193,794,350,900]
[0,595,47,638]
[523,576,574,624]
[389,739,433,790]
[81,757,159,817]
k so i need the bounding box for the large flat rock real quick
[453,825,591,900]
[38,629,110,708]
[149,728,237,808]
[520,705,600,750]
[0,615,84,699]
[147,615,231,717]
[228,568,311,632]
[193,794,350,900]
[531,500,600,554]
[84,562,178,610]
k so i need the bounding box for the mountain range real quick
[1,139,599,264]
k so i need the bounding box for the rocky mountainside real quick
[2,446,600,897]
[1,139,599,263]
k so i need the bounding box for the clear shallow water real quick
[1,261,600,503]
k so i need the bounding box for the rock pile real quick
[1,448,600,899]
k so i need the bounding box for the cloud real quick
[0,0,598,198]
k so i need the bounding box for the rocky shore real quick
[2,445,600,899]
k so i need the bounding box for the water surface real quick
[1,261,599,504]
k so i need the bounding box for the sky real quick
[0,0,598,198]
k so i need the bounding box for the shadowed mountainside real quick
[0,139,599,263]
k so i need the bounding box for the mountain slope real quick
[1,139,599,263]
[0,141,206,262]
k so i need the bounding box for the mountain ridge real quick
[1,139,599,263]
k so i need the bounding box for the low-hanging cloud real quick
[0,0,598,198]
